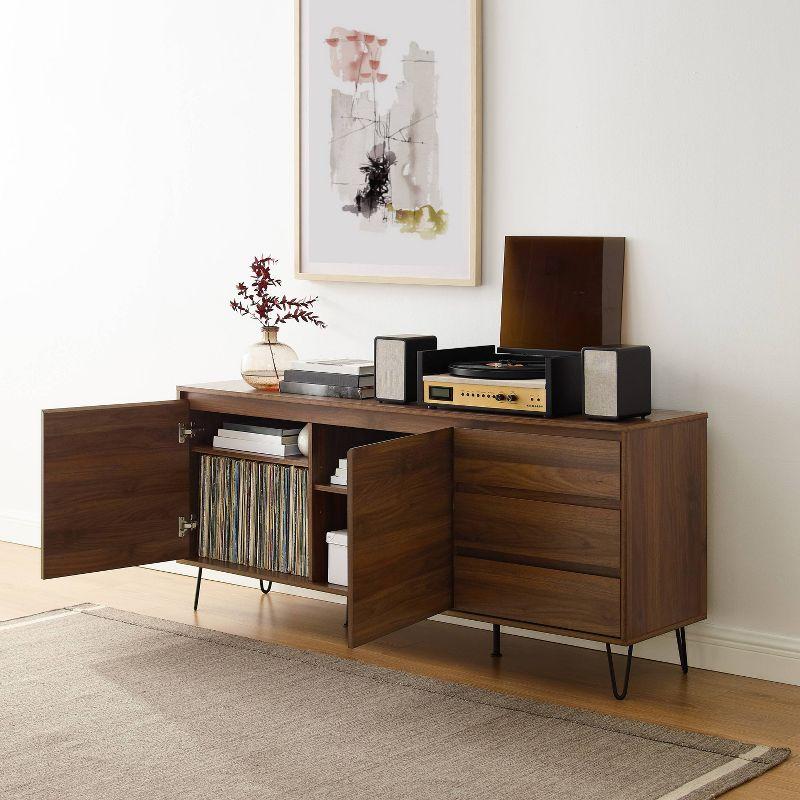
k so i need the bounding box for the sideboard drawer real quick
[454,429,620,502]
[454,556,621,637]
[454,492,620,575]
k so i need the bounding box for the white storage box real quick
[326,529,348,586]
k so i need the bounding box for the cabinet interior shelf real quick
[191,444,308,469]
[314,483,347,495]
[182,556,347,596]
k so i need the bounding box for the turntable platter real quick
[449,358,546,380]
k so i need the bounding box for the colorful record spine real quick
[198,455,309,577]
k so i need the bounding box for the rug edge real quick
[681,749,791,800]
[0,604,104,628]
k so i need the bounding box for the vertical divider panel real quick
[308,423,325,583]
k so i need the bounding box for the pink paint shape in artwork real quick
[327,27,374,83]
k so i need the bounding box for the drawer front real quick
[454,556,621,637]
[455,429,620,503]
[454,492,620,575]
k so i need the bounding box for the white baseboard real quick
[3,517,799,687]
[0,511,38,546]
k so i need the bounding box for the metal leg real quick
[259,580,272,595]
[193,567,203,611]
[606,644,634,700]
[491,624,502,657]
[675,627,688,674]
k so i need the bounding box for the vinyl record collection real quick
[198,455,309,577]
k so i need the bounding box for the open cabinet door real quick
[42,400,192,579]
[347,428,453,647]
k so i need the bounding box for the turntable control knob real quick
[507,394,518,402]
[495,393,506,401]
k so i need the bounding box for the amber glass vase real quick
[240,327,297,391]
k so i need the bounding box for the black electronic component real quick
[374,335,438,404]
[582,345,651,420]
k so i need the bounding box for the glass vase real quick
[240,327,297,391]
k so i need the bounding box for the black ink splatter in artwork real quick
[343,143,396,218]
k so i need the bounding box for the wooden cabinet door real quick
[42,400,192,578]
[347,428,453,647]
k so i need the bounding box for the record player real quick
[419,236,625,417]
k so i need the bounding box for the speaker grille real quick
[375,339,406,401]
[584,350,618,417]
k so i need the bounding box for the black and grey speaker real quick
[374,335,437,404]
[582,345,651,420]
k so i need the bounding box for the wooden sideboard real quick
[42,380,707,698]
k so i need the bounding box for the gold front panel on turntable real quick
[423,379,547,414]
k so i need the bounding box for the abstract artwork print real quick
[297,0,480,284]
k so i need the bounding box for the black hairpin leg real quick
[259,580,272,595]
[606,644,634,700]
[491,624,502,658]
[675,627,688,674]
[193,567,203,611]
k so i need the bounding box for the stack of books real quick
[280,359,375,399]
[330,458,347,487]
[198,454,309,577]
[212,421,302,458]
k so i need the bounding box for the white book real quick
[223,421,303,436]
[330,474,348,486]
[338,458,347,469]
[217,428,299,445]
[288,358,374,376]
[213,435,301,457]
[334,466,347,479]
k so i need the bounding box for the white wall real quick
[2,1,799,684]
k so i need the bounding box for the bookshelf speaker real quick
[374,335,437,404]
[582,345,651,420]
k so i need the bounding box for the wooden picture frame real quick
[294,0,482,286]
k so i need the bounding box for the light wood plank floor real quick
[2,541,797,798]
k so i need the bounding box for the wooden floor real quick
[2,542,797,798]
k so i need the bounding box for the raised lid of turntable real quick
[500,236,624,352]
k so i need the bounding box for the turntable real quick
[420,348,578,417]
[419,236,625,417]
[424,356,547,413]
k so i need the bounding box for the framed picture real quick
[295,0,481,286]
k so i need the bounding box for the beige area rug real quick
[0,605,788,800]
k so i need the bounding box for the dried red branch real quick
[229,255,326,329]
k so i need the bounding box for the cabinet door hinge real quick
[178,422,196,444]
[178,515,198,538]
